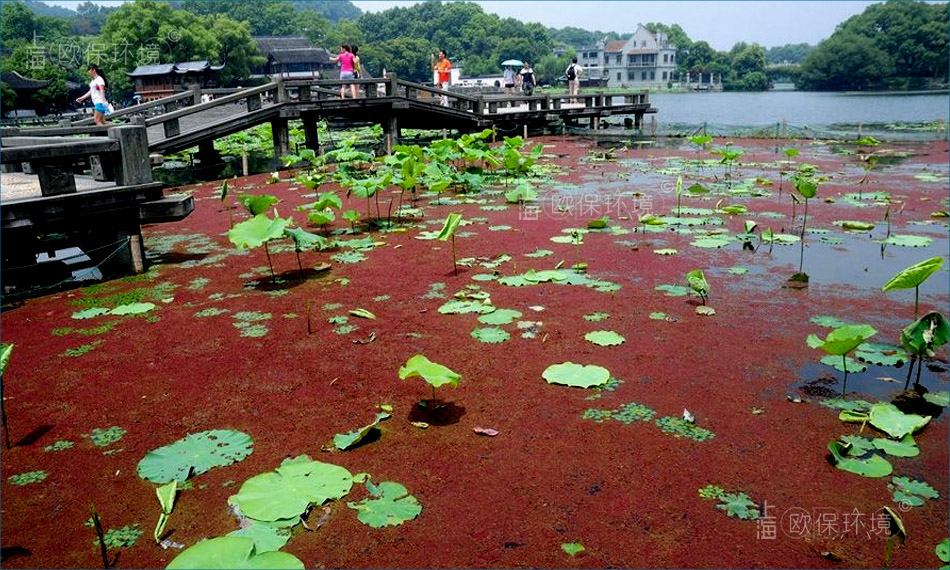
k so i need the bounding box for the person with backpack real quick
[566,57,583,103]
[519,61,536,97]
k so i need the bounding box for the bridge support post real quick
[108,125,152,186]
[302,113,320,154]
[634,112,642,130]
[272,118,291,164]
[383,115,400,154]
[197,140,221,166]
[592,117,600,130]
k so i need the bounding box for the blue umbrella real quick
[501,59,523,68]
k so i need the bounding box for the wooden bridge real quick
[0,77,654,296]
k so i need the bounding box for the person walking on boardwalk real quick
[519,61,536,97]
[566,57,583,103]
[330,44,358,99]
[75,64,110,125]
[351,45,363,97]
[433,49,452,107]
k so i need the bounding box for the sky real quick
[41,0,884,50]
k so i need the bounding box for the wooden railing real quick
[72,90,199,126]
[1,125,152,196]
[143,82,280,138]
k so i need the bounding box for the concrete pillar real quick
[197,140,220,166]
[592,117,600,130]
[272,118,291,163]
[634,113,642,130]
[190,84,201,106]
[108,125,152,186]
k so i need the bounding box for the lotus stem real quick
[841,355,849,396]
[451,235,458,275]
[799,198,808,275]
[904,357,915,390]
[915,355,923,387]
[1,381,10,449]
[264,242,275,278]
[914,286,919,319]
[90,504,110,569]
[295,250,304,277]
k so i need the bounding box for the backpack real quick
[567,65,576,81]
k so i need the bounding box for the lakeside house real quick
[253,36,336,79]
[578,24,678,89]
[126,60,224,102]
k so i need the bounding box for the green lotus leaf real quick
[716,492,760,520]
[543,362,611,388]
[655,284,689,297]
[891,476,939,500]
[690,237,730,249]
[227,524,291,553]
[893,491,925,507]
[72,307,111,320]
[437,213,463,242]
[880,234,933,248]
[524,249,553,258]
[923,391,949,407]
[561,543,586,556]
[138,430,253,484]
[347,480,422,528]
[834,220,875,231]
[727,266,749,275]
[110,302,156,316]
[583,312,610,322]
[308,209,335,226]
[525,269,568,283]
[840,435,875,456]
[229,214,292,250]
[649,312,668,320]
[936,538,949,563]
[587,216,609,229]
[872,435,919,457]
[584,330,625,347]
[438,300,495,315]
[333,412,391,451]
[869,403,931,439]
[238,194,280,216]
[229,456,353,522]
[478,309,522,325]
[283,227,326,252]
[820,355,867,373]
[685,269,709,298]
[854,342,908,367]
[901,311,950,358]
[398,354,460,389]
[166,536,303,569]
[827,441,893,478]
[809,324,877,356]
[471,327,511,344]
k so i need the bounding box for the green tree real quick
[799,32,894,90]
[1,80,18,113]
[292,1,362,22]
[180,0,297,36]
[765,43,813,64]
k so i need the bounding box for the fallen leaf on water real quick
[473,426,499,437]
[786,395,803,404]
[877,376,898,383]
[752,408,766,415]
[313,263,331,272]
[820,551,842,562]
[411,421,429,429]
[528,306,545,312]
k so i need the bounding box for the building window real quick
[615,55,621,64]
[663,54,668,63]
[671,54,675,64]
[662,71,667,80]
[650,71,655,80]
[616,72,621,80]
[628,70,637,80]
[641,71,647,80]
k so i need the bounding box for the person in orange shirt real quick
[433,49,452,106]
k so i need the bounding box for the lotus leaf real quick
[827,441,893,478]
[347,480,422,528]
[333,412,391,451]
[110,302,156,316]
[584,331,625,347]
[229,455,353,522]
[561,543,585,556]
[227,524,291,553]
[72,307,110,319]
[690,237,730,249]
[716,492,760,520]
[470,327,510,344]
[437,213,463,242]
[890,476,939,500]
[924,391,949,407]
[901,312,950,358]
[398,355,460,389]
[438,300,495,315]
[229,214,292,250]
[478,309,522,325]
[542,362,611,388]
[807,324,877,356]
[239,194,280,216]
[166,537,303,569]
[137,430,254,484]
[869,403,930,439]
[881,234,933,248]
[872,435,919,457]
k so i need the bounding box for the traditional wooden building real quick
[253,36,335,79]
[126,61,224,102]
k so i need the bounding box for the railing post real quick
[108,125,152,186]
[271,117,290,163]
[247,92,262,112]
[190,84,201,106]
[488,100,498,114]
[302,112,320,153]
[298,84,311,102]
[474,96,484,115]
[275,76,287,103]
[163,118,181,138]
[386,74,398,97]
[553,97,562,110]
